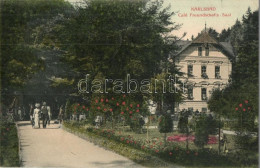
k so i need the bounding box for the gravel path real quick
[17,121,143,168]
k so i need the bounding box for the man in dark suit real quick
[41,102,49,128]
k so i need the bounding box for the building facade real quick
[174,30,234,113]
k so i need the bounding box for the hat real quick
[43,102,47,106]
[35,103,40,108]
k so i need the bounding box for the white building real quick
[174,30,234,113]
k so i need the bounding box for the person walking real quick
[33,103,41,128]
[41,102,49,128]
[29,104,34,127]
[17,107,22,121]
[58,105,64,128]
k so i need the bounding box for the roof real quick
[175,31,235,60]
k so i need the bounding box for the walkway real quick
[17,121,143,168]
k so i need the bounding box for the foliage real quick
[64,121,258,167]
[207,8,258,149]
[158,114,173,133]
[194,114,218,149]
[0,0,73,105]
[177,110,189,133]
[0,121,20,167]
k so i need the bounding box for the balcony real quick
[215,73,221,79]
[201,73,208,79]
[201,95,207,101]
[187,95,194,100]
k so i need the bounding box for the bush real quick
[178,111,188,133]
[158,114,173,133]
[194,114,217,148]
[0,121,20,167]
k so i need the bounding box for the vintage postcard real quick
[0,0,259,167]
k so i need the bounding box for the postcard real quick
[0,0,259,167]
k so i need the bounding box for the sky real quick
[67,0,259,40]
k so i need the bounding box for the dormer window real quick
[198,47,202,56]
[205,46,209,56]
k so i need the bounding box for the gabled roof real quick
[192,32,218,44]
[175,31,235,60]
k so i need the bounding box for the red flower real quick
[137,104,140,107]
[245,100,248,104]
[136,109,139,112]
[126,140,129,143]
[235,107,238,111]
[126,107,129,111]
[134,141,137,144]
[130,104,133,108]
[129,111,133,114]
[122,101,126,105]
[110,108,113,112]
[116,102,119,106]
[97,106,100,110]
[112,97,114,100]
[123,94,126,98]
[101,98,104,102]
[104,108,107,111]
[78,104,80,106]
[82,106,85,109]
[106,99,109,102]
[95,100,98,103]
[169,152,173,155]
[243,108,246,112]
[86,108,89,111]
[155,150,159,153]
[195,152,198,156]
[239,103,243,107]
[248,107,251,110]
[121,112,124,115]
[121,137,125,141]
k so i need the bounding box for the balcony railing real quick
[201,73,208,79]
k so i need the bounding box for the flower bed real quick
[167,135,217,144]
[62,121,257,167]
[0,121,20,167]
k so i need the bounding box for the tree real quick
[208,9,258,150]
[158,114,173,146]
[194,114,217,149]
[0,0,74,107]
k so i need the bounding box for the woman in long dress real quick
[33,103,41,128]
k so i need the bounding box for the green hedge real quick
[63,121,258,167]
[0,121,20,167]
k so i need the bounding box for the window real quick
[187,65,193,77]
[188,87,193,100]
[198,47,202,56]
[201,88,207,100]
[215,66,221,79]
[201,66,208,79]
[205,46,209,56]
